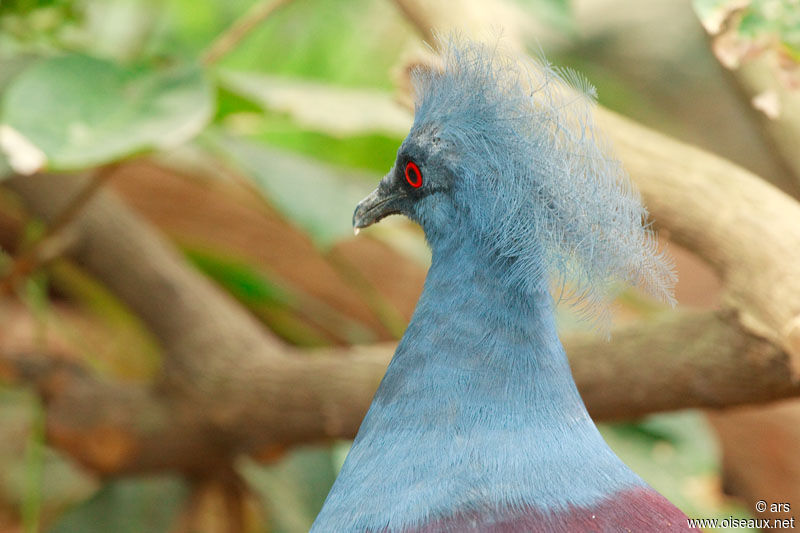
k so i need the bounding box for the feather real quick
[311,35,693,533]
[406,486,694,532]
[409,35,676,327]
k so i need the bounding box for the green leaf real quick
[184,247,330,346]
[737,9,771,38]
[0,55,34,179]
[248,113,402,175]
[216,73,407,173]
[0,54,213,172]
[515,0,574,35]
[48,476,188,533]
[204,131,376,248]
[160,0,415,89]
[183,246,379,345]
[218,71,412,138]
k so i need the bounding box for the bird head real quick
[352,123,457,240]
[353,36,676,324]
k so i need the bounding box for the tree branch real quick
[570,309,798,420]
[2,173,390,473]
[390,0,436,45]
[201,0,295,66]
[2,304,797,476]
[596,108,800,377]
[0,164,115,296]
[4,21,800,473]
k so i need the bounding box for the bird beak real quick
[352,183,404,234]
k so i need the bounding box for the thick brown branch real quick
[0,345,388,474]
[3,305,797,475]
[571,310,798,419]
[3,174,389,472]
[5,174,282,398]
[596,108,800,375]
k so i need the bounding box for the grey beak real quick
[352,185,404,233]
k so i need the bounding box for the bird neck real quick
[313,235,643,530]
[381,235,588,427]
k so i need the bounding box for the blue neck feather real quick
[312,231,645,532]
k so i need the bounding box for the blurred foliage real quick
[48,260,162,379]
[0,387,95,531]
[241,447,340,533]
[160,0,415,87]
[2,54,212,171]
[694,0,800,58]
[205,132,375,247]
[599,412,750,523]
[184,247,336,346]
[0,0,775,531]
[48,476,188,533]
[740,1,800,57]
[514,0,574,36]
[0,0,82,50]
[692,0,800,110]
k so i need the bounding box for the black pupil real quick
[407,164,420,185]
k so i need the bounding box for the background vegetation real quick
[0,0,799,531]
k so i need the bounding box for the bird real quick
[311,35,697,532]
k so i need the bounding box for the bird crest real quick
[409,35,676,325]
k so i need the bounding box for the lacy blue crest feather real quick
[410,36,676,324]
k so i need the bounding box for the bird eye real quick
[404,161,423,188]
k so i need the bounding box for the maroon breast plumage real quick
[403,487,698,532]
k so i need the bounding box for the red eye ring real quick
[405,161,423,188]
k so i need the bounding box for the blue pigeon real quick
[312,36,696,532]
